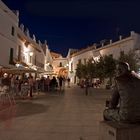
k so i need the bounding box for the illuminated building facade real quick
[0,0,46,73]
[68,31,140,83]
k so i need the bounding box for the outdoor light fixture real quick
[16,63,20,67]
[15,63,22,68]
[29,52,33,56]
[94,56,100,62]
[4,73,8,77]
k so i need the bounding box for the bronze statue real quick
[104,62,140,123]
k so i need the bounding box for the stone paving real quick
[0,85,111,140]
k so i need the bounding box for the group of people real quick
[42,76,66,92]
[79,79,101,89]
[39,76,71,92]
[0,72,71,98]
[0,74,34,98]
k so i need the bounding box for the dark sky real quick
[3,0,140,56]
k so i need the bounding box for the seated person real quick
[103,62,140,123]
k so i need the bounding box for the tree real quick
[96,56,106,81]
[104,55,116,84]
[95,55,116,83]
[76,54,116,84]
[118,50,139,72]
[87,58,96,79]
[76,63,82,79]
[76,63,87,79]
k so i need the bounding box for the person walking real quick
[84,78,90,96]
[58,76,63,91]
[45,76,50,92]
[29,76,34,98]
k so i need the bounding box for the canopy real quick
[2,67,38,74]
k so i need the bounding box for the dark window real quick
[71,63,73,71]
[59,62,62,67]
[78,59,81,64]
[120,51,124,57]
[9,48,14,65]
[11,26,15,36]
[35,55,36,65]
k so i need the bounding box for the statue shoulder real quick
[131,71,140,80]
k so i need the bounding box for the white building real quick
[0,0,68,78]
[42,40,53,75]
[17,26,45,72]
[0,0,19,68]
[69,31,140,83]
[0,0,46,74]
[51,52,68,77]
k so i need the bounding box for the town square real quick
[0,0,140,140]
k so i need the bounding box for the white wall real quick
[99,37,134,59]
[70,31,140,84]
[0,0,46,70]
[69,50,93,83]
[52,57,68,75]
[0,1,18,67]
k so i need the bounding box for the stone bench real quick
[99,121,140,140]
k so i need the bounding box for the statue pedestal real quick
[99,121,140,140]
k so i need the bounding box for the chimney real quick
[20,24,24,31]
[130,31,135,36]
[33,34,36,42]
[119,35,122,40]
[25,28,30,37]
[44,40,47,45]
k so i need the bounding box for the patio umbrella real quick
[2,67,38,74]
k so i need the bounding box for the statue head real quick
[117,62,130,76]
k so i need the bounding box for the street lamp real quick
[29,52,33,56]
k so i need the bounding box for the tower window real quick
[9,48,14,65]
[11,26,15,36]
[59,62,62,67]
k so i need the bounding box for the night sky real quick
[3,0,140,57]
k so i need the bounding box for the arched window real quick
[59,62,62,67]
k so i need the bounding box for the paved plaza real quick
[0,85,111,140]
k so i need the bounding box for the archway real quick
[58,68,68,78]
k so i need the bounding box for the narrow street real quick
[0,85,111,140]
